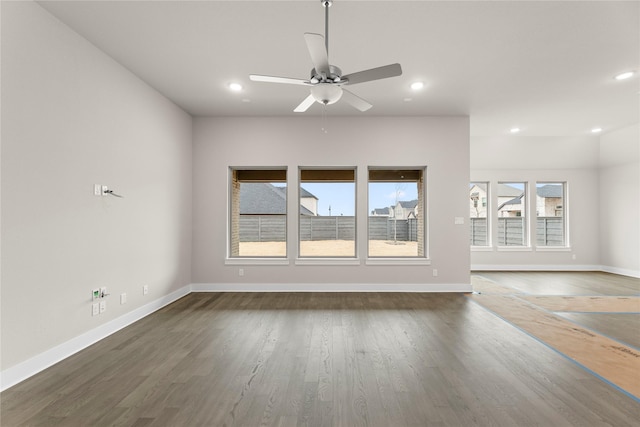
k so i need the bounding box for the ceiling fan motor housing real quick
[310,65,343,84]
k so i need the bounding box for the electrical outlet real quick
[143,285,149,295]
[101,185,108,196]
[100,287,107,298]
[120,293,127,304]
[433,269,438,277]
[239,268,244,277]
[94,184,102,196]
[99,300,106,313]
[92,303,99,316]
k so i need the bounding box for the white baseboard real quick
[471,264,601,272]
[600,265,640,279]
[0,285,191,392]
[191,282,472,292]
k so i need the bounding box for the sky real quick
[301,182,418,217]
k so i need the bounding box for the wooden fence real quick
[241,215,563,245]
[239,215,417,242]
[471,217,564,246]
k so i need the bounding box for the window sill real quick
[295,258,361,266]
[225,258,290,266]
[497,246,533,252]
[471,246,494,252]
[366,258,431,266]
[535,246,572,252]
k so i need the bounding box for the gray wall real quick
[599,124,640,277]
[193,116,470,285]
[1,1,193,371]
[470,131,639,277]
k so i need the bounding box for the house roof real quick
[372,207,390,215]
[240,183,314,215]
[502,197,523,206]
[399,200,419,209]
[300,188,318,200]
[537,185,563,198]
[272,186,318,200]
[471,183,487,193]
[497,184,524,198]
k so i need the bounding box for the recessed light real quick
[410,81,424,91]
[591,127,602,133]
[228,82,243,91]
[615,71,634,81]
[510,127,520,133]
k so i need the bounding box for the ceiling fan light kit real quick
[249,0,402,112]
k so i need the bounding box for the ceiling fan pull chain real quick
[322,103,329,134]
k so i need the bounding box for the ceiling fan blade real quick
[250,75,310,85]
[341,89,372,112]
[304,33,330,75]
[294,94,317,113]
[342,63,403,85]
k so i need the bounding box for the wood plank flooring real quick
[2,272,640,426]
[469,271,640,402]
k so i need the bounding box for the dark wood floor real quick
[1,272,639,426]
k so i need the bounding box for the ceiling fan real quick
[249,0,402,112]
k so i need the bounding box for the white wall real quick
[471,136,602,270]
[192,116,470,289]
[1,1,192,374]
[599,124,640,277]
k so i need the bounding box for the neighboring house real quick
[536,184,563,217]
[497,184,525,217]
[469,183,488,218]
[393,200,419,219]
[370,200,419,219]
[299,188,319,216]
[498,195,524,217]
[371,207,391,217]
[240,183,317,216]
[472,183,562,218]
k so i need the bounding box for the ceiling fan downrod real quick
[322,0,332,57]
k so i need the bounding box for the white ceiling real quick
[37,0,639,137]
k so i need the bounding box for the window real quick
[470,182,489,246]
[368,168,425,257]
[536,182,566,246]
[229,168,287,257]
[497,182,527,246]
[299,168,356,257]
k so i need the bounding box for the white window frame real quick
[497,181,530,250]
[296,167,358,262]
[470,181,491,249]
[534,181,570,250]
[225,167,290,264]
[366,167,430,265]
